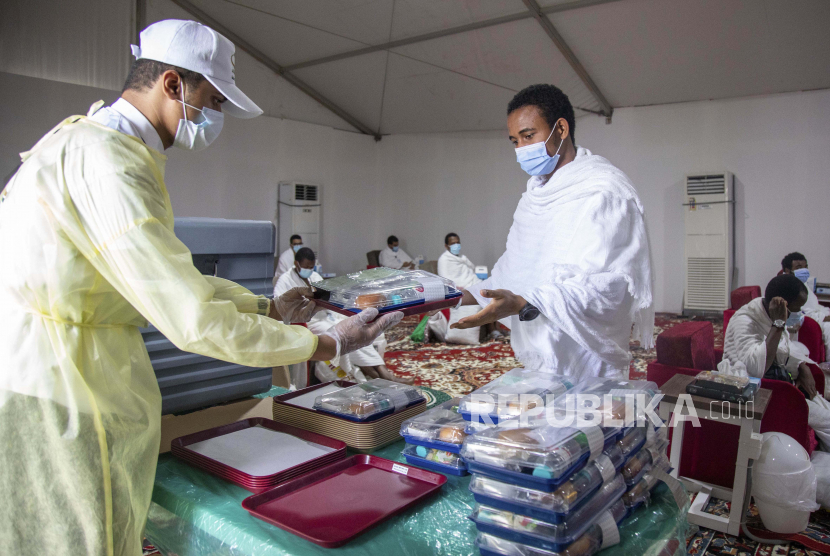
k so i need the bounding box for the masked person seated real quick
[275,248,413,385]
[782,251,830,357]
[274,234,303,284]
[379,235,416,270]
[434,233,503,343]
[723,275,830,450]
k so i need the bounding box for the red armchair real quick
[647,320,823,489]
[731,285,762,310]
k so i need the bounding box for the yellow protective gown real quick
[0,105,318,556]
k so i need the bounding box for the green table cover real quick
[147,440,690,556]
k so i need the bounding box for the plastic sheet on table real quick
[145,442,690,556]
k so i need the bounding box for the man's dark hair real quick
[507,84,576,142]
[781,252,807,271]
[290,234,302,243]
[294,247,316,264]
[387,235,398,245]
[122,59,206,94]
[445,233,459,245]
[765,274,808,304]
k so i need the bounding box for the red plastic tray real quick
[314,295,460,320]
[171,418,347,489]
[241,455,447,548]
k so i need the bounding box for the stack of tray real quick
[170,418,347,493]
[272,381,426,451]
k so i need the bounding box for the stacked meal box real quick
[460,374,667,556]
[399,398,471,476]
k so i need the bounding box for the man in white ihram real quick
[452,84,654,380]
[0,20,400,556]
[379,234,417,269]
[274,233,304,283]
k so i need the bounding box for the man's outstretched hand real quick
[450,289,526,329]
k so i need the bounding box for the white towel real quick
[467,147,654,379]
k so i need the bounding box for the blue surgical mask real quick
[173,82,224,151]
[515,126,564,176]
[449,243,461,255]
[298,267,313,279]
[392,246,399,252]
[292,244,302,253]
[786,310,805,328]
[794,268,810,283]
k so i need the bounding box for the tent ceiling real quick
[164,0,830,136]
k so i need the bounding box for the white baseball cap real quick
[131,19,263,119]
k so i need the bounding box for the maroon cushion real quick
[731,286,762,310]
[655,321,716,370]
[799,317,826,363]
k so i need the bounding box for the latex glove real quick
[273,287,317,324]
[324,308,404,359]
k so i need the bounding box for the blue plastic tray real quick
[465,435,620,491]
[402,452,468,477]
[402,435,463,454]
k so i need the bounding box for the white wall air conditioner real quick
[683,173,734,313]
[277,182,321,257]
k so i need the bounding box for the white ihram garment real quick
[379,246,414,270]
[466,147,654,380]
[803,279,830,357]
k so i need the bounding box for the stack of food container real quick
[461,377,664,556]
[398,398,470,475]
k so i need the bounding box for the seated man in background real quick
[723,274,830,451]
[274,234,303,284]
[379,235,416,269]
[437,233,502,341]
[275,248,413,385]
[723,274,816,396]
[782,251,830,356]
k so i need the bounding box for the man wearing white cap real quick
[0,20,401,556]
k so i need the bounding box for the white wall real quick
[3,68,828,312]
[378,88,830,313]
[0,71,384,276]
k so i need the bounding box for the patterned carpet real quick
[382,312,723,397]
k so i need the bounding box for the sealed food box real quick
[313,379,426,422]
[400,398,467,453]
[311,268,462,317]
[469,482,626,553]
[468,445,622,522]
[552,378,660,429]
[622,455,673,512]
[458,369,573,424]
[621,442,669,488]
[460,419,620,490]
[401,443,468,476]
[686,370,759,403]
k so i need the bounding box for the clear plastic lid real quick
[470,475,625,546]
[465,420,497,435]
[469,450,620,516]
[400,398,467,445]
[622,442,669,486]
[461,420,619,482]
[645,424,668,448]
[402,444,466,469]
[313,379,425,420]
[617,426,647,458]
[458,369,573,422]
[694,370,751,390]
[622,454,671,509]
[310,268,460,310]
[551,378,660,429]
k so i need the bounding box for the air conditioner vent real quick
[686,175,725,195]
[686,257,727,310]
[295,184,318,202]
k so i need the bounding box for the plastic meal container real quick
[310,268,462,316]
[469,479,627,553]
[313,379,426,422]
[458,369,573,424]
[401,443,468,476]
[400,397,468,453]
[461,420,621,490]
